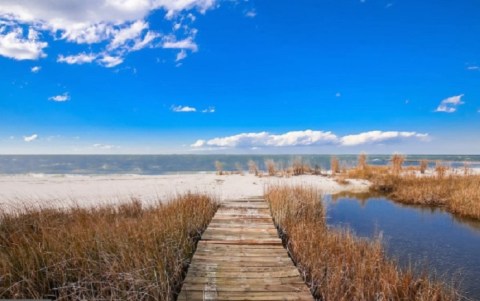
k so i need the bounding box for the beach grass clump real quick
[265,159,277,176]
[247,160,259,176]
[390,154,405,176]
[330,156,340,174]
[291,157,311,176]
[0,194,217,300]
[265,185,457,301]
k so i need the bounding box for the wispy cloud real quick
[467,65,479,71]
[98,55,124,68]
[176,49,187,61]
[172,105,197,112]
[191,129,429,149]
[162,36,198,52]
[435,94,464,113]
[93,143,117,150]
[31,65,41,73]
[49,93,70,102]
[23,134,38,142]
[58,53,97,65]
[202,107,215,113]
[0,0,216,66]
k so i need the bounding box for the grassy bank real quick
[370,174,480,220]
[265,186,457,300]
[339,154,480,220]
[0,194,217,300]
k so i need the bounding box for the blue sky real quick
[0,0,479,154]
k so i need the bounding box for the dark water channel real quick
[325,193,480,300]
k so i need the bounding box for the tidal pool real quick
[325,193,480,300]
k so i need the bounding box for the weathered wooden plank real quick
[177,291,312,301]
[179,198,313,300]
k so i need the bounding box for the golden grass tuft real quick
[265,159,277,176]
[265,186,457,301]
[0,194,218,300]
[420,159,429,174]
[391,154,405,176]
[330,156,340,174]
[248,160,259,176]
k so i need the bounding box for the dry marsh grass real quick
[342,154,480,220]
[371,174,480,220]
[265,186,457,301]
[0,194,217,300]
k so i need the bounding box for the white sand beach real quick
[0,173,370,210]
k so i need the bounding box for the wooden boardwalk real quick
[178,198,313,301]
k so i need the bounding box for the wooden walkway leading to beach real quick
[178,198,313,301]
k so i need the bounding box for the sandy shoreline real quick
[0,173,370,210]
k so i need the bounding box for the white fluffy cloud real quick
[0,0,216,65]
[192,130,339,148]
[0,27,47,60]
[340,131,428,146]
[172,105,197,112]
[49,93,70,102]
[435,94,464,113]
[191,130,429,148]
[31,65,41,73]
[23,134,38,142]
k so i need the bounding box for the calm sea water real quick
[0,155,479,175]
[326,194,480,300]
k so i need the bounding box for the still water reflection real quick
[325,193,480,300]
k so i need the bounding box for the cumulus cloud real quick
[31,65,41,73]
[191,130,339,148]
[0,27,47,60]
[49,93,70,102]
[340,131,428,146]
[57,53,97,64]
[435,94,464,113]
[0,0,216,65]
[191,130,429,148]
[172,105,197,112]
[23,134,38,142]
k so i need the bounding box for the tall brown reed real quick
[248,160,259,176]
[265,159,276,176]
[391,154,405,175]
[420,159,429,174]
[330,156,340,174]
[265,186,457,301]
[0,194,217,300]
